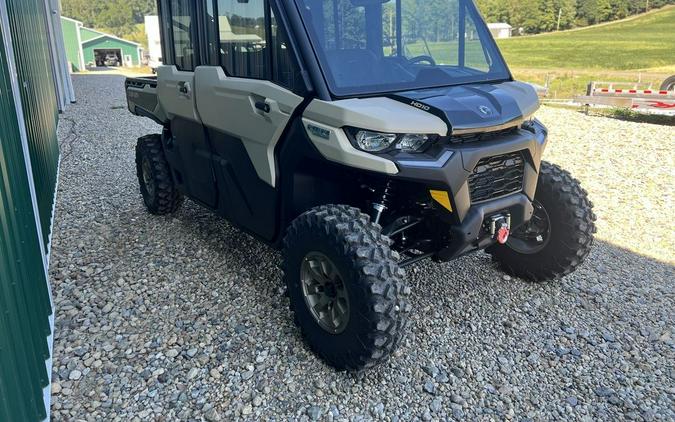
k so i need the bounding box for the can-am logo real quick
[478,105,492,115]
[410,101,431,111]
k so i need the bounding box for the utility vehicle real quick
[126,0,596,371]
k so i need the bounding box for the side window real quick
[169,0,197,71]
[216,0,267,79]
[271,10,305,93]
[463,12,491,72]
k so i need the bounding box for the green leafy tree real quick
[61,0,156,36]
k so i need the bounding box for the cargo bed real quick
[125,76,167,125]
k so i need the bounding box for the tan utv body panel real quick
[157,65,201,122]
[194,66,303,187]
[302,98,448,174]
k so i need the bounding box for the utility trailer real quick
[575,79,675,115]
[125,0,596,371]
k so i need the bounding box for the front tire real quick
[282,205,411,371]
[489,162,596,282]
[135,134,183,215]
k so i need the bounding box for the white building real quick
[487,23,513,39]
[145,15,161,66]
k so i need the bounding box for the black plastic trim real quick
[134,106,164,125]
[435,193,534,261]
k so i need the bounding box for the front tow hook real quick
[489,214,511,245]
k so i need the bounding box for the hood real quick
[390,81,539,135]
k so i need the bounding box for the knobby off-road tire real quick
[135,134,183,215]
[283,205,411,371]
[489,161,596,282]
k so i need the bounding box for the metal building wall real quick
[0,24,53,422]
[4,0,61,249]
[0,0,67,420]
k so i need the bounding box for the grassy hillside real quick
[497,6,675,70]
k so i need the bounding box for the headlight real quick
[354,130,397,152]
[396,134,429,152]
[349,129,433,153]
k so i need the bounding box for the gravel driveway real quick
[50,75,674,421]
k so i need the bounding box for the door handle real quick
[254,101,270,113]
[178,81,191,95]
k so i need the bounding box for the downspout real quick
[76,21,84,70]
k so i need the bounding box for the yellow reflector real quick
[430,190,453,212]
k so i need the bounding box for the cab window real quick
[209,1,305,92]
[271,9,304,92]
[215,0,268,79]
[168,0,198,71]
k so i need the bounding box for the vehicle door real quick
[157,0,217,208]
[194,0,305,240]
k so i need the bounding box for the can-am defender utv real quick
[126,0,596,370]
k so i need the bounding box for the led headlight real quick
[354,130,397,152]
[349,129,433,153]
[395,134,429,152]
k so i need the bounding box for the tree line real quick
[61,0,156,37]
[475,0,675,34]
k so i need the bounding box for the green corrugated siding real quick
[6,0,60,248]
[0,19,53,422]
[79,26,104,42]
[82,36,142,66]
[60,17,82,71]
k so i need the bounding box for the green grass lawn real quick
[496,6,675,70]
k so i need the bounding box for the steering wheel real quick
[408,55,436,66]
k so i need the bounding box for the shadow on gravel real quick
[50,198,675,421]
[144,198,675,368]
[99,200,675,418]
[49,74,675,420]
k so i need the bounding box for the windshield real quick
[294,0,511,96]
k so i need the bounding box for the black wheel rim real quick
[507,200,551,254]
[142,158,155,198]
[300,252,350,334]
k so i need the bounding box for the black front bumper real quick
[390,120,548,260]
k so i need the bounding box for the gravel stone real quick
[423,380,436,395]
[51,382,62,395]
[566,396,579,407]
[307,405,321,420]
[204,408,221,421]
[430,398,442,413]
[49,75,675,421]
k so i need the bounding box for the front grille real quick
[468,151,525,203]
[447,127,518,144]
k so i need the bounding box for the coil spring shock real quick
[371,180,394,225]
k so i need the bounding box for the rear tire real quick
[135,134,183,215]
[282,205,411,371]
[489,162,596,282]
